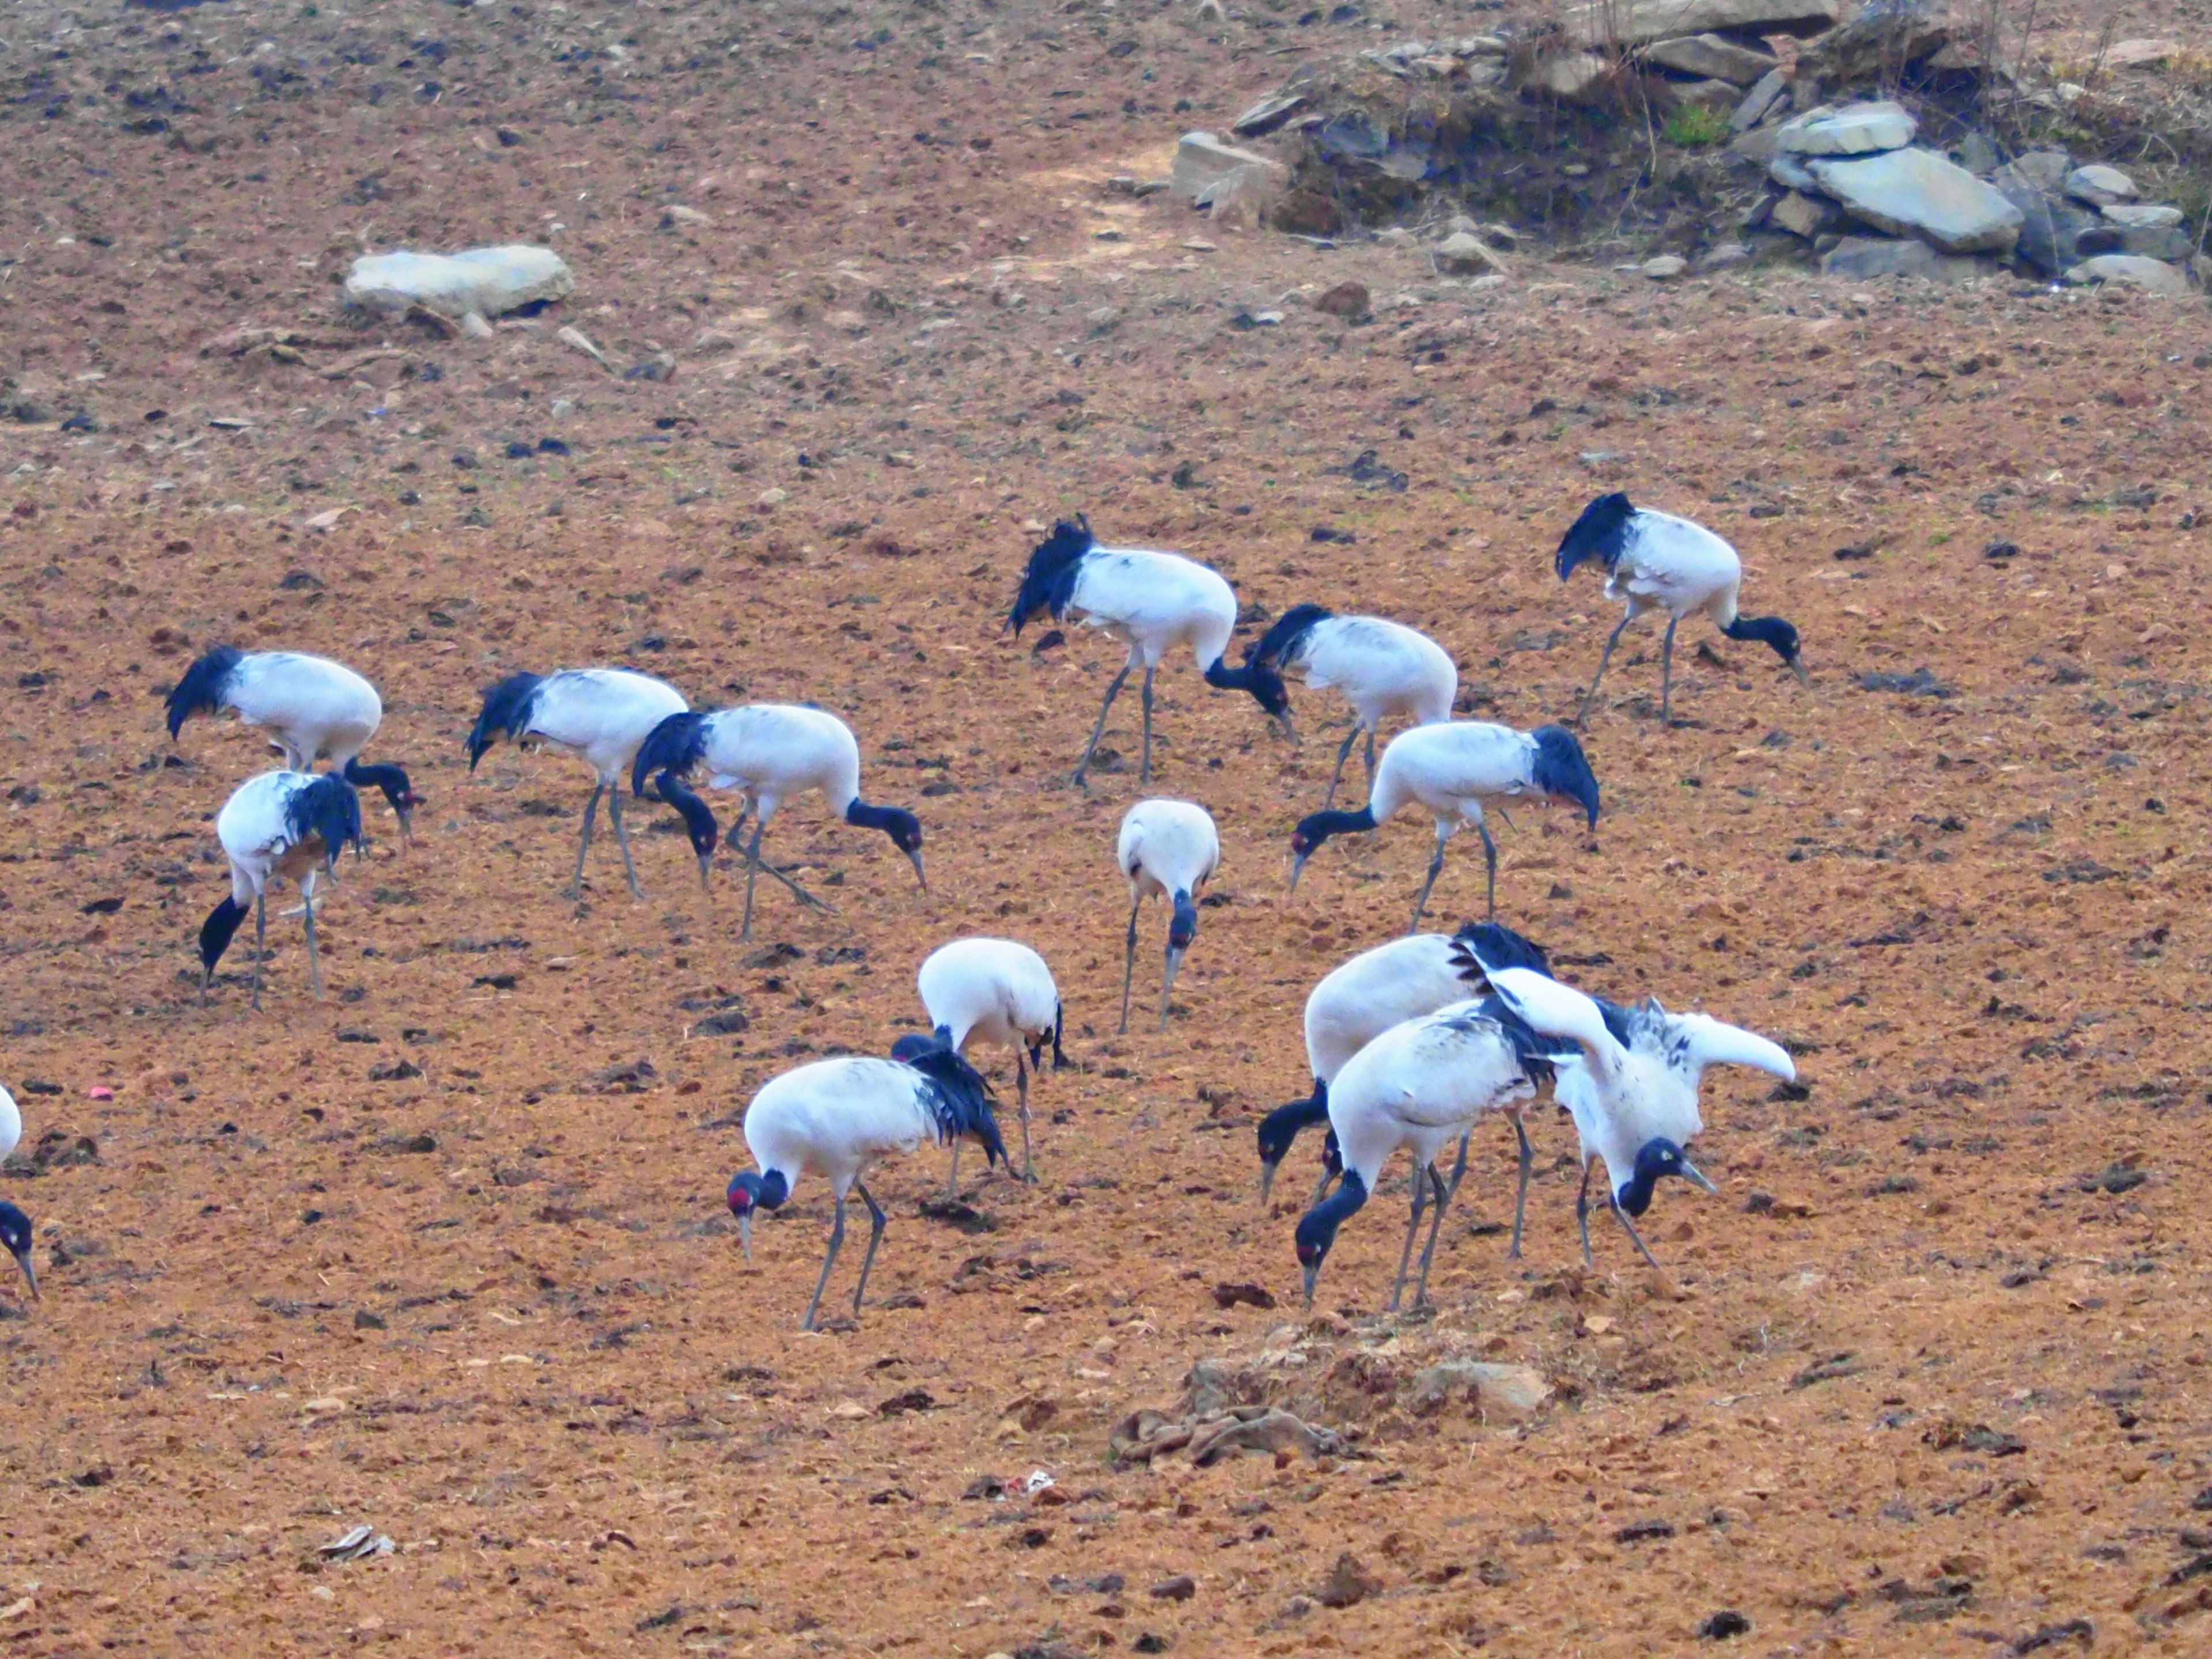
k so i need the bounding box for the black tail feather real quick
[1554,491,1636,582]
[906,1048,1009,1168]
[1242,603,1332,671]
[1449,921,1553,988]
[1007,516,1093,635]
[165,645,245,740]
[465,672,545,768]
[630,710,710,796]
[284,774,366,866]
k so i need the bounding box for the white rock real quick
[1171,132,1287,202]
[664,204,713,227]
[1645,32,1778,86]
[1531,51,1613,103]
[2064,254,2188,297]
[1777,100,1917,157]
[1642,254,1689,279]
[1698,242,1753,271]
[1562,0,1839,50]
[343,245,574,323]
[1436,231,1509,275]
[1771,190,1840,238]
[2065,165,2137,207]
[2100,39,2177,69]
[2101,203,2184,229]
[1808,147,2024,254]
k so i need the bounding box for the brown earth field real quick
[3,1,2212,1655]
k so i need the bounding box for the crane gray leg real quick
[1138,662,1156,784]
[1442,1130,1471,1203]
[1611,1194,1664,1271]
[1575,612,1635,726]
[567,782,602,898]
[1015,1051,1034,1182]
[1660,613,1681,726]
[1476,821,1501,918]
[801,1192,847,1331]
[301,878,323,999]
[1407,822,1450,933]
[1575,1160,1597,1266]
[1410,1164,1452,1309]
[251,891,267,1012]
[738,820,767,942]
[1116,895,1141,1035]
[1508,1112,1534,1260]
[1157,940,1185,1032]
[1321,723,1360,811]
[1073,660,1133,786]
[850,1181,888,1315]
[607,783,645,899]
[944,1139,961,1200]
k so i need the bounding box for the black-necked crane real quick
[917,936,1064,1190]
[1290,1001,1547,1312]
[1115,798,1219,1035]
[725,1047,1007,1330]
[1241,604,1457,809]
[464,667,689,898]
[631,703,925,941]
[1288,720,1600,927]
[0,1202,33,1302]
[166,646,419,841]
[1007,516,1287,785]
[1554,491,1807,726]
[1467,931,1796,1270]
[198,770,365,1009]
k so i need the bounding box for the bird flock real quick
[5,493,1809,1331]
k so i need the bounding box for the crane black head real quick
[343,757,421,842]
[164,645,245,740]
[846,800,926,891]
[726,1167,792,1260]
[891,1031,946,1063]
[1293,1168,1369,1306]
[1616,1138,1718,1218]
[1201,652,1291,728]
[198,895,249,994]
[0,1202,34,1302]
[465,672,546,769]
[1722,613,1809,683]
[1554,491,1637,582]
[1256,1084,1330,1204]
[1286,804,1377,890]
[1007,515,1094,635]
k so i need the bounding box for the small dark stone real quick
[1615,1518,1677,1544]
[1698,1609,1751,1639]
[1149,1574,1196,1601]
[354,1309,386,1330]
[1211,1282,1276,1310]
[300,1209,323,1225]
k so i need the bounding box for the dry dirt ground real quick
[2,1,2211,1655]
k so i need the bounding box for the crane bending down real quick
[1007,516,1288,785]
[1115,798,1220,1033]
[464,667,689,897]
[1289,720,1600,926]
[1240,605,1457,809]
[917,937,1065,1190]
[631,703,925,941]
[166,646,419,841]
[726,1047,1007,1330]
[198,770,366,1009]
[1554,491,1806,726]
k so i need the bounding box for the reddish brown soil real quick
[2,1,2210,1654]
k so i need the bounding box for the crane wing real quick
[1480,965,1626,1085]
[1674,1013,1797,1082]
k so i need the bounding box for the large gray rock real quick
[1564,0,1839,49]
[2065,254,2190,298]
[2065,165,2137,207]
[1796,2,1948,88]
[1769,150,1820,192]
[1809,147,2024,254]
[1729,67,1789,132]
[1645,32,1779,85]
[1820,235,1984,284]
[1771,190,1842,238]
[1532,51,1614,103]
[2099,207,2192,261]
[1171,132,1287,202]
[2006,150,2073,194]
[2103,202,2185,230]
[1993,171,2118,276]
[1777,100,1917,157]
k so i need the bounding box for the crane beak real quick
[1789,658,1811,688]
[736,1212,752,1262]
[1287,850,1309,893]
[695,851,714,894]
[11,1245,37,1302]
[1678,1156,1719,1196]
[905,849,929,892]
[1258,1161,1277,1206]
[1300,1263,1319,1308]
[1273,711,1297,747]
[1157,945,1185,1031]
[394,805,415,849]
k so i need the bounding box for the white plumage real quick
[1478,957,1795,1268]
[1009,517,1285,785]
[918,937,1063,1187]
[1289,719,1601,927]
[198,769,365,1009]
[630,703,925,940]
[465,666,690,897]
[1293,1002,1541,1310]
[726,1049,1006,1329]
[166,647,418,839]
[0,1083,20,1166]
[1244,607,1457,808]
[1554,492,1807,725]
[1115,798,1220,1033]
